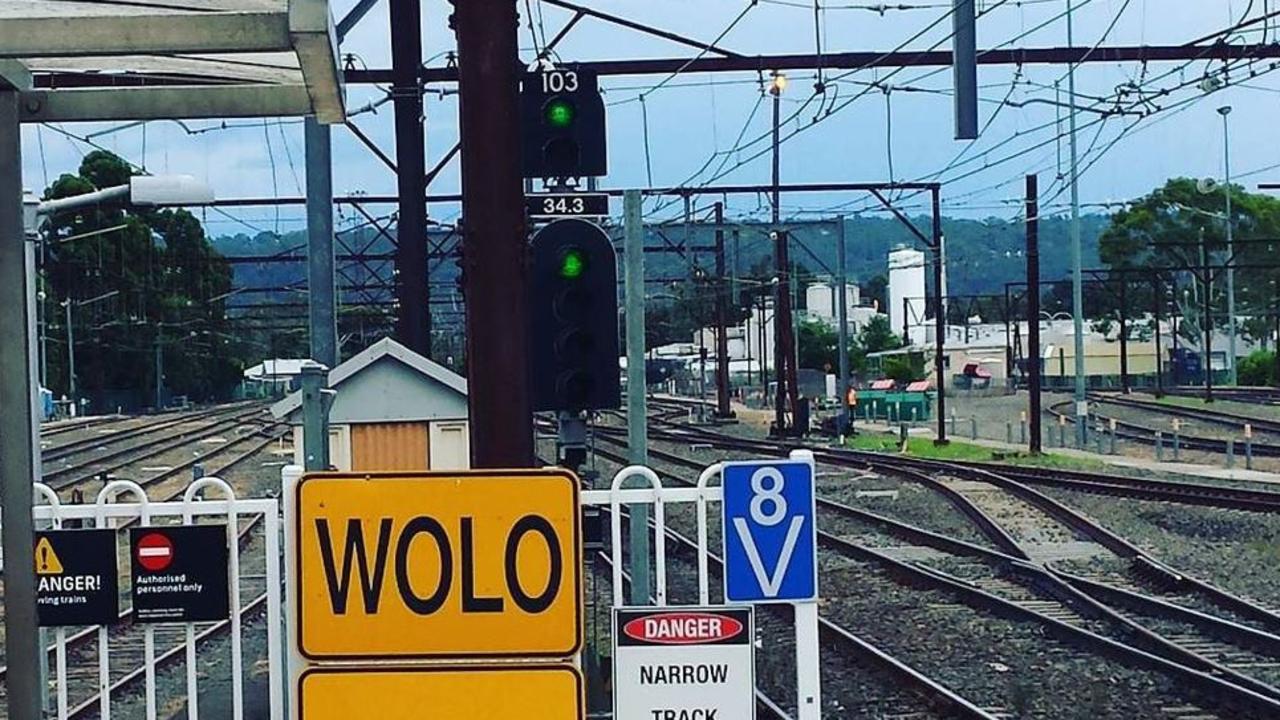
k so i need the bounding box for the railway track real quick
[572,447,999,719]
[598,409,1280,717]
[41,402,259,463]
[41,404,275,494]
[39,415,126,439]
[1089,393,1280,436]
[1050,399,1280,458]
[1139,387,1280,406]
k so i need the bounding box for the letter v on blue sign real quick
[721,459,818,603]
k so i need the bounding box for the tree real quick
[1100,178,1280,331]
[862,274,889,312]
[42,151,238,406]
[858,315,903,354]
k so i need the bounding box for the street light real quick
[1217,105,1237,385]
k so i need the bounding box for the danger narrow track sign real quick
[294,470,583,660]
[613,607,755,720]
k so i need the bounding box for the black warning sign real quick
[35,529,120,627]
[130,525,230,624]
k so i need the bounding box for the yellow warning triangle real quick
[35,537,64,575]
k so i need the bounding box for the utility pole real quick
[1066,0,1088,445]
[2,90,42,720]
[623,190,651,603]
[714,202,731,418]
[1219,105,1237,385]
[1201,227,1214,403]
[1026,175,1042,453]
[1153,273,1165,397]
[836,216,851,435]
[1118,277,1129,393]
[65,298,75,402]
[773,230,799,435]
[932,187,948,444]
[154,333,163,409]
[305,119,338,368]
[455,0,533,466]
[391,0,430,357]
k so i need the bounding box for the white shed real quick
[271,338,470,471]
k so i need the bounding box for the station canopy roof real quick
[0,0,345,123]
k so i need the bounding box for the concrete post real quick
[624,191,651,605]
[300,361,331,471]
[1155,431,1164,461]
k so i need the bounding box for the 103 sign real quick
[526,193,609,218]
[540,70,580,93]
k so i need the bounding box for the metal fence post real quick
[1108,419,1117,455]
[1155,431,1164,461]
[971,417,978,441]
[1006,421,1013,445]
[1226,438,1235,469]
[1172,421,1181,462]
[1020,411,1027,445]
[950,410,957,436]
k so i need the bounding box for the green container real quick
[856,390,932,421]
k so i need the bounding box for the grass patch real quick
[844,432,1110,470]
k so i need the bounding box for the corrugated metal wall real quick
[351,421,430,471]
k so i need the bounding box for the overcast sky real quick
[17,1,1280,237]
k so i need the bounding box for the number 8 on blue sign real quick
[721,459,819,603]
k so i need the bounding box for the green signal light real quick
[544,98,576,129]
[559,248,587,279]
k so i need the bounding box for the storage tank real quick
[888,246,926,338]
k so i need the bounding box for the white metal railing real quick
[29,478,282,720]
[582,453,823,720]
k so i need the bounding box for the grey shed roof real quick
[0,0,344,122]
[271,338,469,422]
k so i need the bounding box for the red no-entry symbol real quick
[136,532,174,572]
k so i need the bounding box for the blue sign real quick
[721,459,818,603]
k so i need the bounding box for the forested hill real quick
[212,213,1109,299]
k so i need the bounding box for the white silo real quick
[888,246,926,339]
[805,283,834,321]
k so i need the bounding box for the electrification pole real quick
[623,190,651,603]
[1026,175,1043,453]
[455,0,533,466]
[714,202,731,418]
[390,0,430,357]
[836,217,850,435]
[1067,0,1087,445]
[1219,105,1237,385]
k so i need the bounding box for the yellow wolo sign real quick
[296,470,582,659]
[298,665,583,719]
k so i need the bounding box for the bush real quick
[1238,349,1276,386]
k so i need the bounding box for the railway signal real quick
[521,68,607,179]
[529,219,621,413]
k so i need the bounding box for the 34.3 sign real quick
[526,193,608,218]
